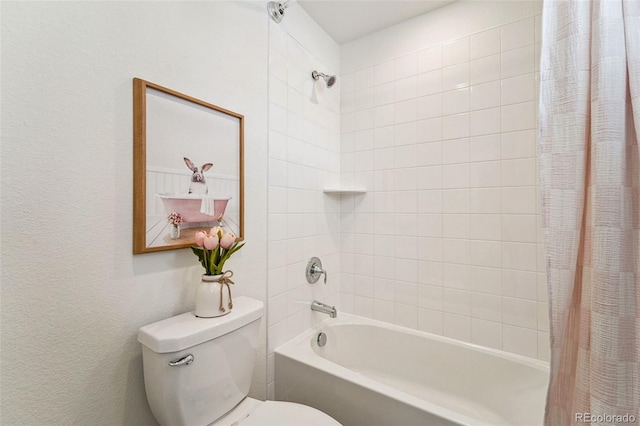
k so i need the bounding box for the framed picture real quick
[133,78,244,254]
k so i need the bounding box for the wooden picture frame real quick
[133,78,244,254]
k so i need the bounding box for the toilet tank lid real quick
[137,296,264,353]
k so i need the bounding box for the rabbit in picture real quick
[184,157,213,194]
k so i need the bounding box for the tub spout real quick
[311,300,337,318]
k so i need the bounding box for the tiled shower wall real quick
[266,6,341,398]
[339,5,549,360]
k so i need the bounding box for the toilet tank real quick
[138,296,264,426]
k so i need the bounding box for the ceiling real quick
[298,0,457,45]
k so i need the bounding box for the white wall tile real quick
[443,37,469,67]
[418,237,443,262]
[442,63,470,91]
[502,214,537,242]
[418,45,443,73]
[502,269,538,300]
[442,163,470,189]
[374,60,395,85]
[417,142,442,166]
[416,166,441,189]
[502,297,537,329]
[417,69,442,96]
[470,28,501,59]
[442,88,470,116]
[502,186,537,214]
[470,54,501,85]
[443,313,472,342]
[374,104,396,128]
[503,325,538,358]
[501,17,535,52]
[501,45,535,79]
[443,288,472,315]
[501,73,535,105]
[471,266,502,295]
[395,52,418,79]
[442,113,469,140]
[354,67,375,91]
[394,122,418,146]
[374,125,395,149]
[501,101,536,132]
[470,107,500,136]
[355,88,375,110]
[470,240,502,268]
[537,331,550,361]
[470,188,501,213]
[470,160,501,188]
[442,138,469,164]
[443,239,470,265]
[418,308,443,334]
[470,81,501,111]
[502,158,536,186]
[418,190,443,213]
[472,319,503,349]
[395,304,418,329]
[394,99,418,123]
[472,293,502,322]
[470,214,501,240]
[418,118,443,143]
[374,82,395,106]
[443,214,470,239]
[501,129,536,159]
[395,76,418,101]
[470,134,501,162]
[502,242,537,271]
[417,93,443,119]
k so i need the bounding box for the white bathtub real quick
[275,314,549,426]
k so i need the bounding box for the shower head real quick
[268,1,289,23]
[312,70,337,88]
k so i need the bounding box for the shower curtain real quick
[539,0,639,424]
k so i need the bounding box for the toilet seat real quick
[215,398,340,426]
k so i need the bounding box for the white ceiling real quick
[298,0,457,45]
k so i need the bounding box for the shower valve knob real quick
[306,257,327,284]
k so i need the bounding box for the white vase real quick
[195,274,232,318]
[170,224,180,239]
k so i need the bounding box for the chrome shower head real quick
[268,1,289,23]
[312,70,337,88]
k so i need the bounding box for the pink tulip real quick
[210,226,222,237]
[194,231,207,247]
[220,232,236,249]
[203,234,219,250]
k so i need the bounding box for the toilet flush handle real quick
[169,354,194,367]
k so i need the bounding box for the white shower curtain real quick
[539,0,639,424]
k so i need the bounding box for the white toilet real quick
[138,296,340,426]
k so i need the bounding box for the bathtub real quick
[275,314,549,426]
[157,193,230,223]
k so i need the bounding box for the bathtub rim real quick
[274,312,549,426]
[156,192,232,201]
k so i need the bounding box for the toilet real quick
[138,296,340,426]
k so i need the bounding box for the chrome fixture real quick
[317,332,328,347]
[168,354,194,367]
[268,1,289,23]
[306,257,327,284]
[312,70,337,88]
[311,300,337,318]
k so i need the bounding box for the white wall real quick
[1,2,268,424]
[338,0,550,361]
[266,3,341,398]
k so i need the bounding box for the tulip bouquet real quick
[191,227,244,276]
[167,212,184,226]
